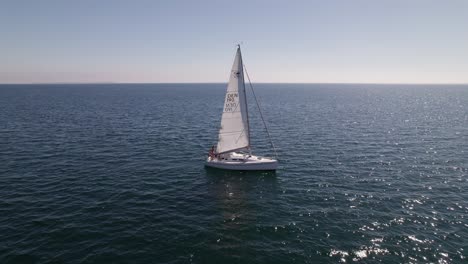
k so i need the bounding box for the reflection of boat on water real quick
[205,168,278,227]
[205,45,278,171]
[205,166,277,178]
[200,169,279,261]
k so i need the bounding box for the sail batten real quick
[216,47,250,153]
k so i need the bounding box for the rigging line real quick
[234,128,246,144]
[243,64,278,159]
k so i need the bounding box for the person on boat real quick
[209,145,216,159]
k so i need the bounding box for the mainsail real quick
[216,47,250,154]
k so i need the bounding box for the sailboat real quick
[205,45,278,171]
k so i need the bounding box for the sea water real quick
[0,83,467,263]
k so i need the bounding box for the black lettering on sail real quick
[224,102,238,112]
[224,93,239,112]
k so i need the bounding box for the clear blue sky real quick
[1,0,467,83]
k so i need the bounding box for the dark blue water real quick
[1,84,467,263]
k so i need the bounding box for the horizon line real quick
[1,82,468,85]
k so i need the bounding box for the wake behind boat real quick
[205,46,278,171]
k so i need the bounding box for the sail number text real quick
[224,93,239,112]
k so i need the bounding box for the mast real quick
[238,45,251,153]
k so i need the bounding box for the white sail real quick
[216,47,250,154]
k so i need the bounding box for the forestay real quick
[216,47,250,154]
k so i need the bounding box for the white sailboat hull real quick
[205,152,278,171]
